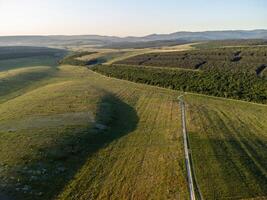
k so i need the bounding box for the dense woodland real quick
[92,64,267,104]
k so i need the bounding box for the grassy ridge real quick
[0,66,127,199]
[0,81,113,199]
[92,64,267,104]
[0,66,189,200]
[0,56,62,72]
[0,66,56,103]
[0,46,66,72]
[57,75,188,200]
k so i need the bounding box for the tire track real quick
[178,96,196,200]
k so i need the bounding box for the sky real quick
[0,0,266,37]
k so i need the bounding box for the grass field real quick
[90,68,267,199]
[0,64,189,200]
[0,66,56,103]
[185,94,267,199]
[0,46,266,200]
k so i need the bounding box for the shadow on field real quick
[4,92,139,200]
[189,133,267,199]
[0,67,55,103]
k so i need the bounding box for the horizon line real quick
[0,28,267,38]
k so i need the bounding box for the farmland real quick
[0,43,266,200]
[115,46,267,75]
[90,45,267,104]
[62,42,196,66]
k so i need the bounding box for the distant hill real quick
[0,30,267,47]
[141,30,267,41]
[0,35,124,47]
[103,39,190,49]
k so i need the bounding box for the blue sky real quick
[0,0,266,36]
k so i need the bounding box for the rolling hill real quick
[1,30,267,48]
[0,44,266,200]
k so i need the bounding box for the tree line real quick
[92,65,267,104]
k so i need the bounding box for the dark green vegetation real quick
[116,46,267,75]
[92,64,267,104]
[193,39,267,49]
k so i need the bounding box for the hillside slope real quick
[0,61,266,199]
[91,67,267,199]
[0,30,267,47]
[0,66,188,200]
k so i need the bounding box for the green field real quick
[185,94,267,199]
[0,63,190,199]
[0,46,266,200]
